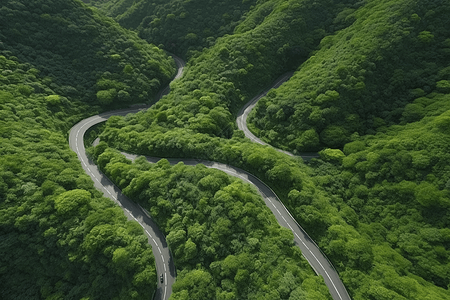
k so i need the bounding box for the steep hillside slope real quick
[2,0,449,299]
[97,0,346,142]
[0,0,175,108]
[0,0,175,298]
[82,0,259,57]
[249,0,450,152]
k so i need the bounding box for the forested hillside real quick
[0,0,175,298]
[95,0,450,299]
[311,92,450,297]
[97,0,352,142]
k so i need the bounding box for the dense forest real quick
[1,0,450,299]
[0,0,175,299]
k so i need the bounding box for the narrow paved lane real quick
[237,73,349,299]
[69,111,175,300]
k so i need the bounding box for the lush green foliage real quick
[95,0,348,146]
[94,146,332,300]
[249,0,450,151]
[321,92,450,292]
[306,118,450,299]
[0,0,177,297]
[0,0,175,108]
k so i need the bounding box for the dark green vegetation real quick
[0,0,175,108]
[249,0,450,152]
[94,146,331,299]
[0,0,176,298]
[82,0,259,58]
[95,0,450,299]
[0,53,156,300]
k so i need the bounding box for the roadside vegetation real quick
[93,146,332,300]
[311,92,450,297]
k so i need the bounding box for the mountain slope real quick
[82,0,260,58]
[0,0,175,108]
[2,0,449,299]
[249,0,450,152]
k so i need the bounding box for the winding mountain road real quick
[69,55,184,300]
[69,55,350,300]
[236,73,319,160]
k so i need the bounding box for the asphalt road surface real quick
[69,55,350,300]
